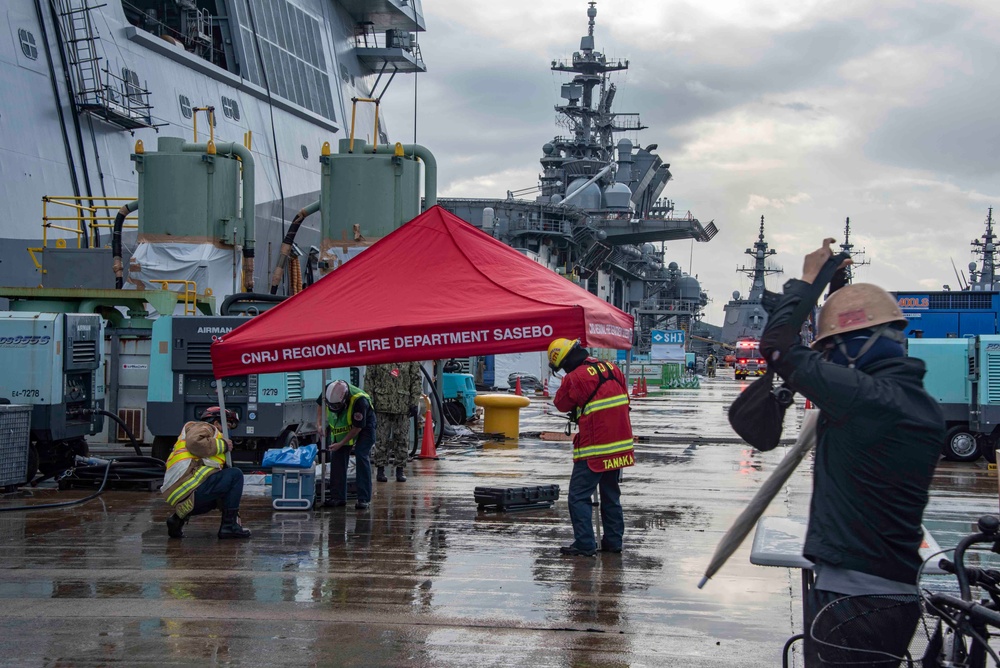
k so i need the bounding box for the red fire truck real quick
[734,339,767,380]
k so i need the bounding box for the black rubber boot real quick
[376,466,388,483]
[218,509,251,539]
[166,513,187,539]
[395,466,407,482]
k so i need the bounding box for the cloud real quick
[381,0,1000,324]
[744,193,813,212]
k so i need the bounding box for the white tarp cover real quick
[127,242,240,312]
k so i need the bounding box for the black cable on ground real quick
[418,364,445,449]
[69,457,165,482]
[0,459,112,512]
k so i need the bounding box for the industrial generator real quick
[147,316,323,462]
[0,312,105,477]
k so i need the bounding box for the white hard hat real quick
[325,380,348,405]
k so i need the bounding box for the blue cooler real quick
[271,468,316,510]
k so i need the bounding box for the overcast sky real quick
[381,0,1000,324]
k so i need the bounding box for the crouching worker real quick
[549,338,634,557]
[162,407,251,539]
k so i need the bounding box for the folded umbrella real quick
[698,409,819,589]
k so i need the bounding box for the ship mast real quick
[839,217,868,284]
[970,207,997,290]
[736,216,781,301]
[542,2,642,198]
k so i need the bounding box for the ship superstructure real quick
[720,216,782,344]
[439,2,717,355]
[0,0,425,292]
[838,216,868,284]
[968,208,998,291]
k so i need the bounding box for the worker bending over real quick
[549,338,635,557]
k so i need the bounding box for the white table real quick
[750,516,943,573]
[750,516,944,620]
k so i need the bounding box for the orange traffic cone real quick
[542,382,550,398]
[631,378,639,396]
[639,377,648,397]
[804,398,813,410]
[514,376,523,396]
[417,406,439,460]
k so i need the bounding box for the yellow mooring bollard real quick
[474,393,531,439]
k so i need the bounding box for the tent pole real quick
[215,382,232,467]
[318,370,328,505]
[433,359,445,442]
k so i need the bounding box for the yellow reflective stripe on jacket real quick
[166,436,227,468]
[581,393,629,416]
[573,438,635,460]
[165,464,216,505]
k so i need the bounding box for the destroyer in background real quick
[720,216,782,345]
[438,2,718,357]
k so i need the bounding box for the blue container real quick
[271,467,316,510]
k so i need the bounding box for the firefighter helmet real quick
[548,338,580,371]
[324,380,349,412]
[199,406,239,430]
[813,283,907,348]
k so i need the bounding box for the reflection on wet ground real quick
[0,368,996,666]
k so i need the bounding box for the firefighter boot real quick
[395,466,407,482]
[376,466,388,483]
[166,513,188,539]
[218,509,252,539]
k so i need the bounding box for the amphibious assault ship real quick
[438,2,718,356]
[720,216,782,345]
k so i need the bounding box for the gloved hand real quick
[828,265,850,295]
[408,404,419,418]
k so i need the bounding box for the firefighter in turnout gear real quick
[162,414,251,540]
[317,380,376,509]
[549,338,634,557]
[365,362,423,483]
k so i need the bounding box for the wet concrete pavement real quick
[0,370,998,666]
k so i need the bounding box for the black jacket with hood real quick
[761,279,944,584]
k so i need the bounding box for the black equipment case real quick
[474,484,560,511]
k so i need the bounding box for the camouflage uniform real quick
[366,362,423,471]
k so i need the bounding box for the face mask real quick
[823,330,905,369]
[328,402,346,413]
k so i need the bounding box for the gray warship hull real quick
[0,0,425,292]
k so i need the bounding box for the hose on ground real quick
[0,458,112,512]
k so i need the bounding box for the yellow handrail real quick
[39,195,138,250]
[193,106,216,144]
[348,97,380,153]
[155,280,199,316]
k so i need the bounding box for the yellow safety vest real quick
[327,388,372,447]
[164,435,227,506]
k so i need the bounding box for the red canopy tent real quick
[210,205,634,379]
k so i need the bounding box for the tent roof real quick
[210,205,634,378]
